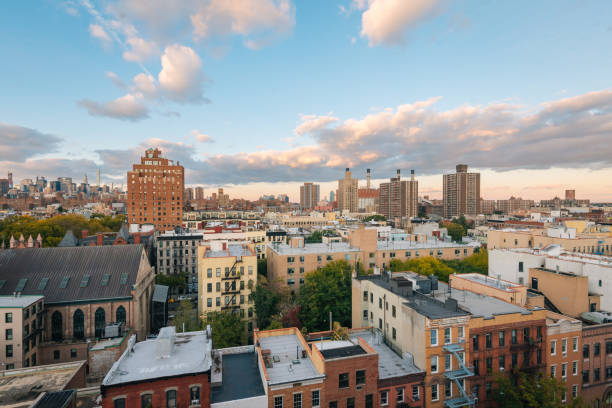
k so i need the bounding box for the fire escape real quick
[221,259,241,311]
[443,340,477,408]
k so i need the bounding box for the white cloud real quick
[358,0,442,46]
[89,23,112,48]
[78,94,150,121]
[131,73,157,97]
[0,123,63,161]
[190,0,294,47]
[158,44,205,103]
[122,36,159,62]
[294,114,339,136]
[106,71,126,89]
[191,129,214,143]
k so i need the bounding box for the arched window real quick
[94,307,106,338]
[51,311,63,341]
[116,306,126,324]
[73,309,84,339]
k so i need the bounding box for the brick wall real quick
[322,353,379,408]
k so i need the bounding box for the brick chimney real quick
[97,232,103,246]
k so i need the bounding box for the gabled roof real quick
[58,230,78,247]
[0,245,148,304]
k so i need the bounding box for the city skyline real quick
[1,1,612,200]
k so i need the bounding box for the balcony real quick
[444,394,477,408]
[443,367,474,380]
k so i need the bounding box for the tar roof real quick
[317,343,367,359]
[0,361,85,406]
[456,273,523,292]
[0,295,43,308]
[0,245,146,304]
[376,240,470,250]
[434,282,534,319]
[258,334,324,385]
[103,330,212,387]
[206,244,254,258]
[267,242,360,256]
[211,352,265,403]
[349,331,424,379]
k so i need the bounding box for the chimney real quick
[366,169,371,189]
[396,169,401,179]
[82,229,88,239]
[411,169,415,181]
[97,232,103,246]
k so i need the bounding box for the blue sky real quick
[1,0,611,200]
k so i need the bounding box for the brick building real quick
[580,323,612,406]
[379,169,418,221]
[0,295,44,369]
[127,147,184,230]
[101,327,212,408]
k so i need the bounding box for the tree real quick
[298,260,352,332]
[305,230,323,243]
[257,258,267,277]
[389,257,455,282]
[172,299,199,332]
[445,222,466,242]
[202,311,245,348]
[252,275,281,329]
[443,249,488,276]
[363,214,385,222]
[493,372,587,408]
[155,272,188,295]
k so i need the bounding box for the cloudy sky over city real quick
[1,0,611,200]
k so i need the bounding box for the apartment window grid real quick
[293,393,302,408]
[312,390,320,408]
[274,395,283,408]
[380,390,388,406]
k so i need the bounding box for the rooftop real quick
[315,342,367,359]
[0,361,85,407]
[267,242,360,255]
[102,328,212,387]
[211,352,266,403]
[0,295,43,308]
[501,246,612,267]
[206,244,254,258]
[258,333,324,385]
[349,330,424,379]
[376,239,470,250]
[454,273,523,292]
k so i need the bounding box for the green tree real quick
[155,272,188,295]
[445,222,466,242]
[252,275,281,329]
[172,299,199,332]
[389,257,455,282]
[305,230,323,243]
[363,214,385,222]
[443,249,488,275]
[493,372,586,408]
[202,311,245,348]
[257,258,267,277]
[298,260,353,332]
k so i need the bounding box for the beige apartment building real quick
[379,169,418,220]
[443,164,481,218]
[300,182,320,209]
[197,242,257,331]
[266,237,361,294]
[337,167,359,212]
[487,228,612,255]
[0,295,44,370]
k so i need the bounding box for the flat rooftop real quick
[316,342,367,359]
[377,240,470,250]
[434,282,534,320]
[502,247,612,267]
[268,242,360,256]
[349,331,423,379]
[102,329,212,387]
[258,334,324,385]
[211,352,265,403]
[0,361,85,407]
[0,295,43,308]
[455,273,523,292]
[206,244,254,258]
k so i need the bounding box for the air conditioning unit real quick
[356,385,363,390]
[191,399,200,405]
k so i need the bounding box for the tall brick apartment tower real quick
[127,148,184,230]
[443,164,480,218]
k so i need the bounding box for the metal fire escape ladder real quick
[443,342,477,408]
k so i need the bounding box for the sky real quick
[1,0,612,201]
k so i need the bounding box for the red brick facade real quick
[101,372,210,408]
[581,323,612,407]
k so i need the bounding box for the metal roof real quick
[0,245,147,304]
[152,284,169,303]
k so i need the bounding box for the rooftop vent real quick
[156,326,176,359]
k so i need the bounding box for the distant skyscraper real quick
[329,190,335,202]
[300,183,320,209]
[195,186,204,200]
[96,169,101,186]
[379,169,418,219]
[8,172,13,188]
[184,187,194,201]
[127,148,184,230]
[443,164,481,217]
[83,173,88,185]
[337,168,358,212]
[565,189,576,200]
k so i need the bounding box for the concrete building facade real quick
[338,168,359,213]
[0,295,44,369]
[300,183,320,210]
[443,164,480,218]
[379,169,418,221]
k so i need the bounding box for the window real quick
[486,357,493,374]
[54,350,60,360]
[445,354,452,371]
[379,298,382,309]
[392,327,396,340]
[363,291,368,301]
[572,385,578,399]
[329,402,337,408]
[166,390,177,408]
[116,306,126,324]
[365,394,373,408]
[511,329,517,345]
[412,385,419,401]
[458,326,464,339]
[52,311,63,341]
[396,387,404,402]
[346,397,355,408]
[573,337,578,352]
[473,334,479,351]
[499,331,505,346]
[572,361,578,376]
[594,368,600,381]
[392,305,396,318]
[363,310,368,320]
[606,341,612,354]
[499,355,506,370]
[274,395,283,408]
[207,298,212,307]
[431,384,439,401]
[523,327,530,343]
[431,329,438,346]
[380,390,388,406]
[486,382,492,397]
[339,372,349,388]
[5,344,13,358]
[445,327,452,344]
[94,307,106,338]
[71,349,77,358]
[114,398,126,408]
[584,345,590,358]
[141,394,153,408]
[551,365,556,378]
[562,338,567,354]
[518,261,523,272]
[594,343,600,356]
[486,333,492,348]
[512,353,518,368]
[312,390,320,407]
[5,312,12,323]
[537,349,542,365]
[293,392,302,408]
[561,363,567,378]
[607,367,612,379]
[473,359,480,375]
[583,370,590,383]
[431,355,438,373]
[356,369,366,385]
[445,381,452,398]
[551,340,557,356]
[5,329,12,340]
